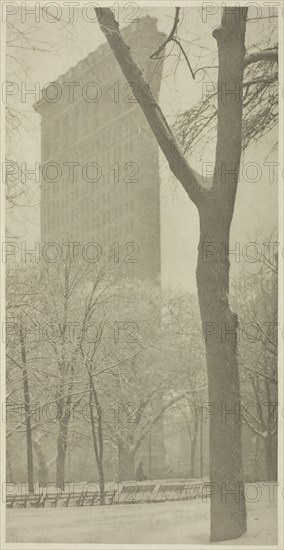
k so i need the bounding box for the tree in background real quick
[232,239,278,481]
[162,293,207,478]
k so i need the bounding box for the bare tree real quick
[161,292,207,479]
[233,245,278,481]
[6,264,40,492]
[93,5,279,540]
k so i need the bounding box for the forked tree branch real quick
[150,8,195,80]
[133,386,207,453]
[95,8,204,207]
[150,7,181,60]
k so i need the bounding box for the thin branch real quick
[150,8,181,60]
[244,47,278,68]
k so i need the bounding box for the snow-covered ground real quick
[6,488,277,546]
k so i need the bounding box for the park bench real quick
[76,489,99,506]
[27,492,45,508]
[6,492,45,509]
[118,483,156,504]
[6,482,206,508]
[6,494,20,509]
[42,490,70,508]
[42,490,83,507]
[42,489,84,507]
[180,483,203,500]
[77,488,117,506]
[153,484,185,503]
[41,487,116,507]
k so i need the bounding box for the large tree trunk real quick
[118,444,135,481]
[197,209,247,541]
[196,7,248,541]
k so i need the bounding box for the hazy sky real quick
[5,4,278,293]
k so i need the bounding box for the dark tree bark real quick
[20,327,34,493]
[196,9,248,539]
[96,6,248,541]
[197,202,246,540]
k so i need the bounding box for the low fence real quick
[5,479,209,509]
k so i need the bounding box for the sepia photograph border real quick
[0,0,283,548]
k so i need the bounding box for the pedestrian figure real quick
[135,462,147,481]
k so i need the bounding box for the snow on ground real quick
[6,490,277,546]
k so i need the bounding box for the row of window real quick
[42,178,136,209]
[43,106,138,160]
[41,159,138,193]
[43,198,135,224]
[43,217,135,240]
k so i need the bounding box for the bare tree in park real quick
[6,265,40,493]
[95,6,278,541]
[233,242,278,481]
